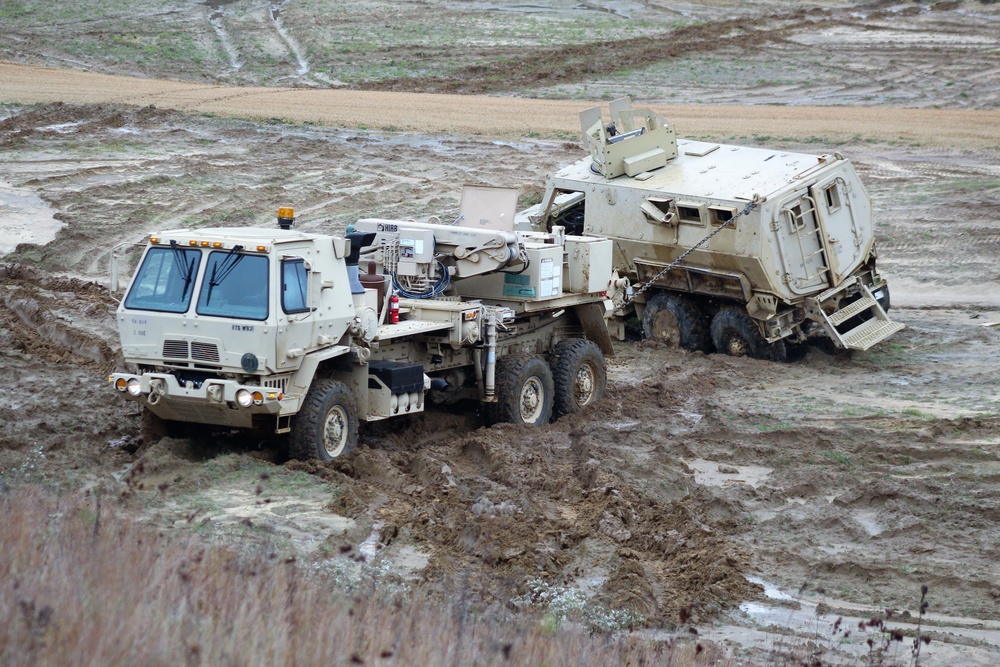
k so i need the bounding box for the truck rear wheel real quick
[711,307,787,362]
[642,293,710,352]
[489,354,554,427]
[551,339,606,417]
[289,379,359,461]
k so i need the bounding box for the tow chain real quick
[616,194,760,313]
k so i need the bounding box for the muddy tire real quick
[551,339,606,417]
[710,307,787,362]
[873,284,891,313]
[289,379,358,461]
[488,354,554,427]
[642,292,710,351]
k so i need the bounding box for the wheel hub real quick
[727,337,748,356]
[519,377,544,423]
[322,406,349,457]
[575,364,596,405]
[652,311,681,346]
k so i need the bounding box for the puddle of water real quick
[789,25,999,48]
[691,578,1000,665]
[38,121,84,133]
[0,181,65,255]
[851,509,884,537]
[686,458,773,489]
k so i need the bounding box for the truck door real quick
[772,188,831,295]
[276,257,315,367]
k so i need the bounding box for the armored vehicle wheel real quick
[489,354,554,427]
[710,307,787,362]
[642,293,710,352]
[873,285,890,313]
[551,339,606,417]
[289,379,359,461]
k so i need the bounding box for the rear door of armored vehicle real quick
[771,172,867,296]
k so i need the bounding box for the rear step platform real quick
[805,279,904,351]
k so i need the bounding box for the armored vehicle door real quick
[808,176,864,285]
[772,188,831,295]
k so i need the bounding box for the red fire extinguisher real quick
[388,291,400,324]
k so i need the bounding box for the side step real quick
[807,282,904,351]
[840,318,905,351]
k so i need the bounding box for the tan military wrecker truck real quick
[110,195,627,460]
[517,99,903,361]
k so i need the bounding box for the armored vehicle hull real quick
[517,99,902,360]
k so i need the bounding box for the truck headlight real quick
[236,389,254,408]
[126,378,142,396]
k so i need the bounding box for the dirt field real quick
[2,1,1000,664]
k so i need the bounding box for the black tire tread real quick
[487,354,554,426]
[289,378,359,461]
[551,339,607,417]
[642,292,710,352]
[710,307,787,362]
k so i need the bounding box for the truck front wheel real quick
[642,293,710,352]
[290,379,359,461]
[551,339,606,417]
[711,307,787,362]
[489,354,554,427]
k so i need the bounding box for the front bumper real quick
[109,372,284,428]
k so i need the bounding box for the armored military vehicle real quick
[516,99,903,361]
[110,197,626,460]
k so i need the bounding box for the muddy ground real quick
[2,100,998,664]
[1,1,1000,665]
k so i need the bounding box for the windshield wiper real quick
[168,240,196,301]
[204,245,245,305]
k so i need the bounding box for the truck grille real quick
[264,377,288,393]
[191,342,220,363]
[163,340,188,358]
[162,340,221,364]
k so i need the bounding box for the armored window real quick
[676,203,705,226]
[196,251,269,321]
[640,197,676,225]
[123,246,202,314]
[282,258,309,314]
[709,206,738,226]
[823,184,841,212]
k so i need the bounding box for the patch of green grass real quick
[863,341,908,365]
[902,407,934,419]
[0,2,30,19]
[756,416,795,432]
[819,449,850,466]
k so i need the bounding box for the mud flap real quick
[574,302,615,356]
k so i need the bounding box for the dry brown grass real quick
[0,485,709,666]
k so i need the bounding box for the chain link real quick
[617,195,760,312]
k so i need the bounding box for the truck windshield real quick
[196,250,269,320]
[123,246,201,313]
